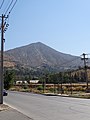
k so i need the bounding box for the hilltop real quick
[5,42,83,71]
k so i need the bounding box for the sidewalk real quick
[0,104,33,120]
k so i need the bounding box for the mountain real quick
[1,52,15,68]
[5,42,83,71]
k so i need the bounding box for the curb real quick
[42,93,69,97]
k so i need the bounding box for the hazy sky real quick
[0,0,90,56]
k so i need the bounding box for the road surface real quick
[4,91,90,120]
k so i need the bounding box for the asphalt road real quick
[4,91,90,120]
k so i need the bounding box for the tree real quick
[73,73,79,82]
[4,70,15,90]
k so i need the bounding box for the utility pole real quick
[0,14,8,104]
[69,71,72,95]
[0,14,4,104]
[60,73,63,95]
[0,1,17,104]
[81,53,88,90]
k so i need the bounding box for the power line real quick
[1,0,17,33]
[4,0,14,15]
[0,0,5,9]
[4,0,17,24]
[8,0,17,15]
[2,0,11,15]
[4,0,17,16]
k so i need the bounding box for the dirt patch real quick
[0,104,9,111]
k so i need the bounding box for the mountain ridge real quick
[5,42,83,71]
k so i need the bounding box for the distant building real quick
[16,81,28,84]
[16,81,23,84]
[30,80,39,83]
[16,80,39,84]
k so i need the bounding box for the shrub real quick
[37,85,43,90]
[49,87,54,92]
[23,85,28,89]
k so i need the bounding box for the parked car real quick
[3,89,8,96]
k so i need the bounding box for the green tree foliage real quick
[40,71,83,84]
[47,73,62,84]
[4,70,15,90]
